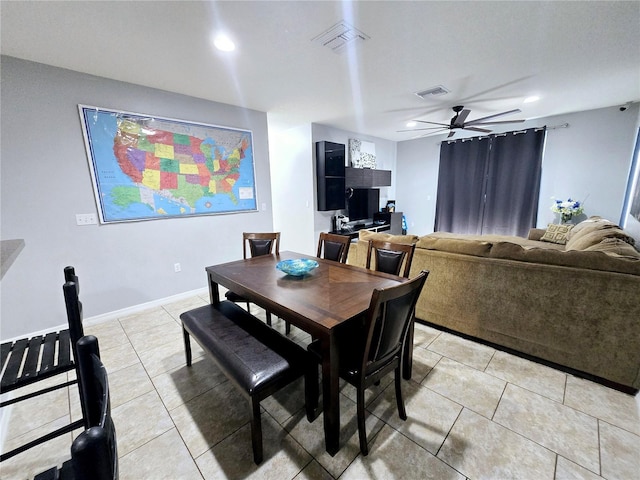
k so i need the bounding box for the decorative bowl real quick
[276,258,319,276]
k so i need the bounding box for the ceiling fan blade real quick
[397,126,448,132]
[463,126,492,133]
[465,109,521,125]
[469,119,526,125]
[454,109,471,125]
[413,120,450,127]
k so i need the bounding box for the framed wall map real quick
[79,105,257,223]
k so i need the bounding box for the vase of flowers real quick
[551,198,584,223]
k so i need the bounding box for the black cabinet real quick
[345,167,391,188]
[316,141,346,211]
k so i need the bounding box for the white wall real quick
[268,122,316,255]
[310,124,397,240]
[1,56,274,339]
[620,109,640,244]
[396,104,640,236]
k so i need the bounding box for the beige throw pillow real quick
[540,223,574,245]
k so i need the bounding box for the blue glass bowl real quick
[276,258,319,276]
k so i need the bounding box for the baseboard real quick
[1,287,209,344]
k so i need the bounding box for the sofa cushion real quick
[358,230,418,245]
[527,228,547,241]
[540,223,574,245]
[584,238,640,259]
[490,241,640,275]
[416,236,492,257]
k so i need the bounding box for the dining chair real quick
[0,267,89,463]
[317,232,351,263]
[225,232,290,333]
[34,335,118,480]
[308,270,429,455]
[365,239,416,278]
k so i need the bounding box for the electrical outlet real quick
[174,263,181,273]
[76,213,98,225]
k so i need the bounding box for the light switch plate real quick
[76,213,98,225]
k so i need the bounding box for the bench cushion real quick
[180,301,306,397]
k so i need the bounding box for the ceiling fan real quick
[399,105,526,138]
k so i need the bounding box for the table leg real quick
[208,273,220,304]
[321,332,340,456]
[402,315,415,380]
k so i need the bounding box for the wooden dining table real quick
[205,250,406,456]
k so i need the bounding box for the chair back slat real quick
[1,339,28,389]
[56,330,72,367]
[22,337,44,380]
[317,233,351,263]
[40,332,58,372]
[0,343,12,373]
[242,232,280,259]
[365,240,416,278]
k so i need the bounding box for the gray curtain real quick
[434,136,490,234]
[434,128,546,237]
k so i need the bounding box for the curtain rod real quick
[445,123,569,143]
[546,122,570,130]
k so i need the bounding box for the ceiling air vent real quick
[415,85,450,99]
[312,21,370,53]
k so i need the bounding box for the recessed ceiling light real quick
[406,121,417,127]
[524,95,540,103]
[213,34,235,52]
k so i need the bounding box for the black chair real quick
[34,335,118,480]
[308,270,429,455]
[225,232,290,334]
[317,232,351,263]
[365,240,415,278]
[1,267,88,462]
[365,240,418,379]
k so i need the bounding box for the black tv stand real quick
[329,211,403,240]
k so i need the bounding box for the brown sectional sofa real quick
[346,218,640,393]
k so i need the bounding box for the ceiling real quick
[2,1,639,142]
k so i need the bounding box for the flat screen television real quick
[348,188,380,222]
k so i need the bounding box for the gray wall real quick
[1,56,274,339]
[396,104,640,236]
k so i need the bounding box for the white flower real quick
[551,198,584,216]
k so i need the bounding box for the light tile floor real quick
[2,292,639,479]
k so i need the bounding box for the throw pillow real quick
[540,223,574,245]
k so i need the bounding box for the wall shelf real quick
[345,167,391,188]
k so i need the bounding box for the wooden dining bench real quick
[180,300,318,464]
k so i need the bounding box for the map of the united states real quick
[112,119,245,213]
[80,106,257,223]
